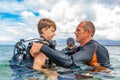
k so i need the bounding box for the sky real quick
[0,0,120,45]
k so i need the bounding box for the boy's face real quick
[43,27,56,41]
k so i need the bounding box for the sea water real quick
[0,45,120,80]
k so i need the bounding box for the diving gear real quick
[10,37,57,70]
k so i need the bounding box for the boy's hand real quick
[30,42,43,57]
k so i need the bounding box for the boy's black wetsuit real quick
[10,36,56,73]
[40,39,111,70]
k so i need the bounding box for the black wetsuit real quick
[40,39,111,70]
[61,46,77,56]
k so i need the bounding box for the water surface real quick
[0,45,120,80]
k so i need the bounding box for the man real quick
[61,37,77,56]
[30,20,112,72]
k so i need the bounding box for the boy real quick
[30,18,56,70]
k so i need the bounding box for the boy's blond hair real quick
[37,18,56,34]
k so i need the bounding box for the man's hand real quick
[30,42,43,57]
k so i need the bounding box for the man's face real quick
[74,22,88,43]
[67,42,74,49]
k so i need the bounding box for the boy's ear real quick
[42,28,48,34]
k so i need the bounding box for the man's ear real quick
[86,29,91,36]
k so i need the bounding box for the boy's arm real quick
[30,42,43,57]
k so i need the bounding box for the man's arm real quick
[30,42,73,68]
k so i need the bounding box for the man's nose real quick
[74,31,76,34]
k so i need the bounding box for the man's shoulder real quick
[86,39,108,52]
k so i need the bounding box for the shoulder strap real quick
[94,42,97,53]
